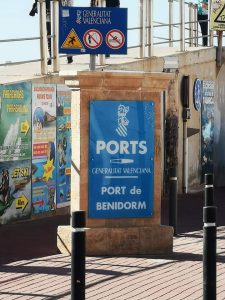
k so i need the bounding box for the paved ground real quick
[1,226,225,300]
[0,187,225,299]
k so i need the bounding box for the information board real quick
[59,6,127,55]
[89,100,155,218]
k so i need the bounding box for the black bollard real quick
[71,211,86,300]
[204,174,214,206]
[203,205,217,300]
[169,167,178,235]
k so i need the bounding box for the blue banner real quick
[56,85,71,208]
[89,101,155,218]
[59,7,127,55]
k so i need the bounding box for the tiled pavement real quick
[1,226,225,300]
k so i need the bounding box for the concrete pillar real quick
[77,71,174,255]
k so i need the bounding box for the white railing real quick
[0,0,220,75]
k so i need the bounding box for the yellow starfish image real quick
[43,159,55,181]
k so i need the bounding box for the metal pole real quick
[189,3,193,47]
[147,0,153,57]
[89,1,97,70]
[204,174,214,206]
[180,0,185,51]
[203,206,217,300]
[71,211,86,300]
[193,4,198,46]
[182,120,188,193]
[39,0,48,74]
[139,0,145,58]
[208,0,214,46]
[168,0,174,47]
[52,0,59,73]
[99,0,106,66]
[217,31,223,67]
[169,167,178,235]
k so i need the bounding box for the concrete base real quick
[57,225,173,255]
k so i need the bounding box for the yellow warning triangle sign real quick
[62,29,83,49]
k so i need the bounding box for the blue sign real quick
[59,6,127,55]
[193,78,202,111]
[89,101,155,218]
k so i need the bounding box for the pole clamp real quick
[204,222,216,227]
[71,228,86,232]
[205,184,213,188]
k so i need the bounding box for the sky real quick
[0,0,191,64]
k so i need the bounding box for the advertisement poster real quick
[0,160,32,224]
[32,157,56,213]
[56,85,71,208]
[89,100,155,219]
[0,82,32,162]
[32,84,57,213]
[201,80,214,181]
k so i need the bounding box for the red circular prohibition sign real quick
[106,29,125,49]
[83,29,103,49]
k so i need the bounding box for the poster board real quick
[0,82,32,224]
[56,84,71,208]
[32,84,57,213]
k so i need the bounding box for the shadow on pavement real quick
[161,187,225,234]
[0,214,70,265]
[1,187,225,266]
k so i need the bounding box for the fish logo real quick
[116,105,129,137]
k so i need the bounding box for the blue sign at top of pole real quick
[59,6,128,55]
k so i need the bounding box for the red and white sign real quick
[106,29,125,49]
[83,29,103,49]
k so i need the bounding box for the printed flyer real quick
[32,84,57,213]
[201,80,214,181]
[0,82,32,162]
[0,160,32,224]
[56,85,71,208]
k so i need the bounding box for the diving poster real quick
[0,82,32,161]
[0,160,32,224]
[32,84,57,213]
[201,80,214,181]
[56,85,71,208]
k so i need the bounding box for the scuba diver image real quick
[33,107,56,130]
[0,169,10,205]
[47,141,56,163]
[58,139,66,167]
[32,141,56,183]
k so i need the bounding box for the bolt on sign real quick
[210,0,225,31]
